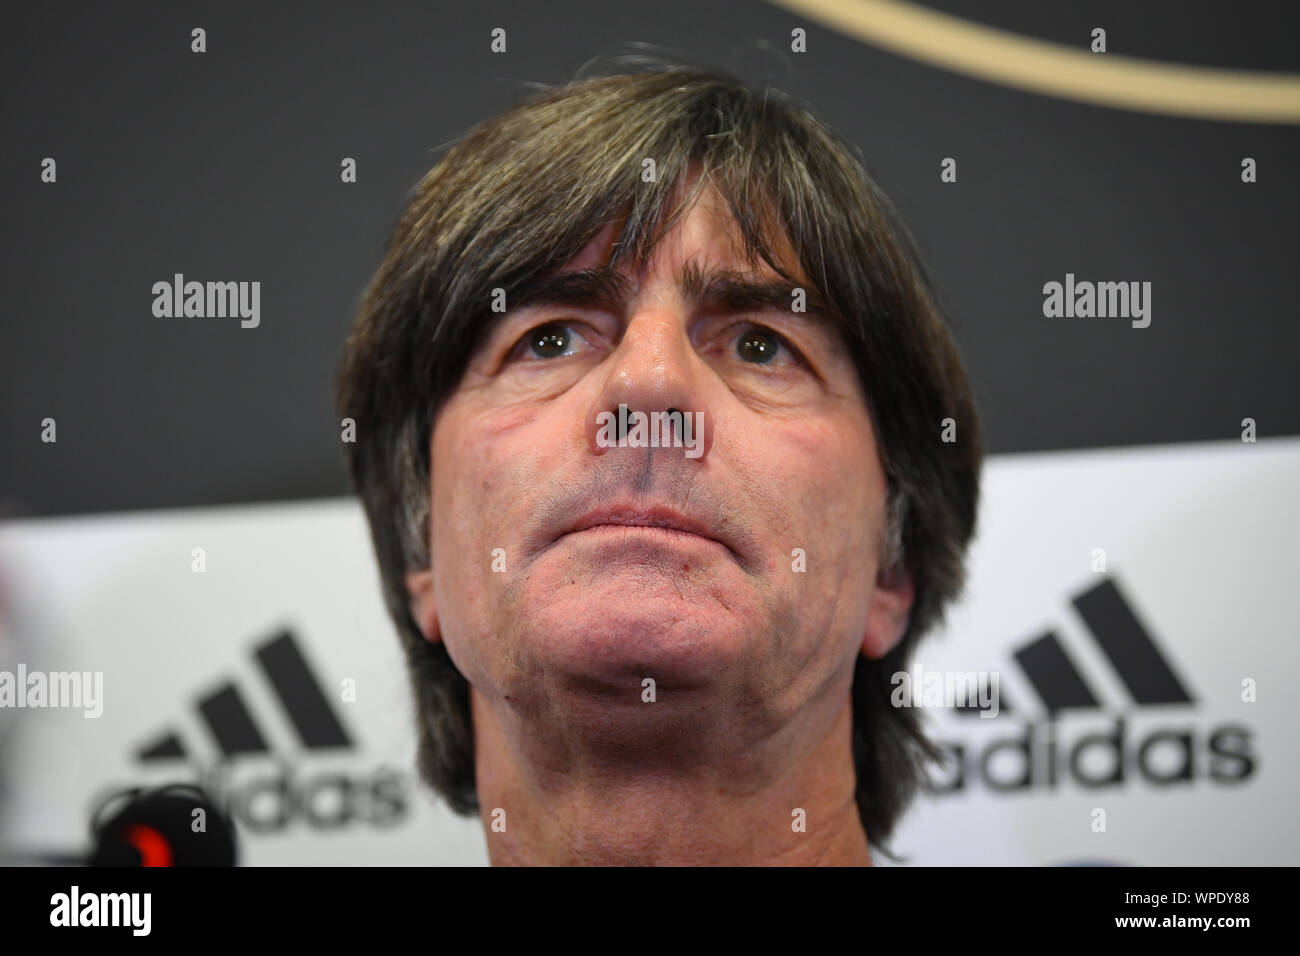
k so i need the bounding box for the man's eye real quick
[734,325,798,366]
[510,321,587,361]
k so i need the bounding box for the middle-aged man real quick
[337,60,982,865]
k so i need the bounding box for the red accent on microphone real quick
[123,823,174,867]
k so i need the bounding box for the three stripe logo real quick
[927,574,1255,796]
[954,576,1194,718]
[137,629,352,762]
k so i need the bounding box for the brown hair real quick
[336,58,982,855]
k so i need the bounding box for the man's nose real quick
[584,309,714,459]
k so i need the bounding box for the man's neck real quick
[470,690,872,866]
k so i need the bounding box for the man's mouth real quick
[559,506,734,555]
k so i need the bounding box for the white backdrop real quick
[2,438,1296,865]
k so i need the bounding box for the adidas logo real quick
[138,629,352,762]
[926,576,1257,794]
[93,629,411,834]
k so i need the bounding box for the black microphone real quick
[87,783,238,866]
[3,783,238,866]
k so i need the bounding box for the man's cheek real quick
[435,575,498,688]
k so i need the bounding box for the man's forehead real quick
[556,186,811,294]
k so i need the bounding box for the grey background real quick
[3,0,1297,519]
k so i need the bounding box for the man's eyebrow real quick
[678,261,831,320]
[506,263,832,322]
[508,268,634,314]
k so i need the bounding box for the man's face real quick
[409,179,912,765]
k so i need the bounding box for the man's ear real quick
[861,562,914,660]
[404,568,442,644]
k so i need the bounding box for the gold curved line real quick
[767,0,1300,124]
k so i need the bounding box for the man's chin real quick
[514,588,753,691]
